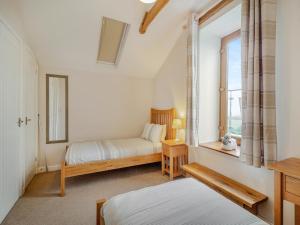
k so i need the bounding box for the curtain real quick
[241,0,277,167]
[185,13,200,147]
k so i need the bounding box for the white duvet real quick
[103,178,269,225]
[65,138,162,165]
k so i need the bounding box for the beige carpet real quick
[1,164,169,225]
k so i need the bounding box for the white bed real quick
[100,178,269,225]
[65,138,162,165]
[61,108,176,196]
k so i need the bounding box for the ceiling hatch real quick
[97,17,129,65]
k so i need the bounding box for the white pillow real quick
[160,124,167,141]
[141,123,153,140]
[149,124,163,143]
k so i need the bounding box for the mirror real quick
[46,74,68,144]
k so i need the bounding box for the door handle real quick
[25,117,32,125]
[17,118,24,127]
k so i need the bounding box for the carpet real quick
[1,164,169,225]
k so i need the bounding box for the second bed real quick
[97,178,269,225]
[60,108,176,196]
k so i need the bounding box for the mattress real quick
[65,138,162,165]
[102,178,269,225]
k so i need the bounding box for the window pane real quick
[227,90,241,135]
[227,37,241,136]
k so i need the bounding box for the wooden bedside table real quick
[161,140,188,180]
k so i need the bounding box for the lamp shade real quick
[172,118,182,129]
[139,0,156,3]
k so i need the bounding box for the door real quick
[0,21,22,223]
[22,46,38,189]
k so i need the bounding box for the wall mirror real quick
[46,74,68,144]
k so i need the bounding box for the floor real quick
[1,164,169,225]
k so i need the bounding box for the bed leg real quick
[60,161,66,197]
[96,199,106,225]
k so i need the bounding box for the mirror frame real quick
[46,74,69,144]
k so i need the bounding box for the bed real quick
[96,178,269,225]
[60,108,176,196]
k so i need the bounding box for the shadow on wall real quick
[152,31,188,122]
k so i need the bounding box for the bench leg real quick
[243,204,258,215]
[296,205,300,225]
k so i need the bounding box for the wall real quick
[276,0,300,161]
[198,28,220,142]
[153,31,188,117]
[152,31,188,140]
[38,67,154,170]
[275,1,300,223]
[153,1,300,224]
[0,0,27,41]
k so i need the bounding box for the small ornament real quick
[221,133,237,151]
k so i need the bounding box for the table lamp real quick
[172,118,183,141]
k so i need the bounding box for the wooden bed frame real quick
[96,199,106,225]
[60,108,176,196]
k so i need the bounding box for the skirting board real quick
[37,164,61,173]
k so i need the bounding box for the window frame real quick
[219,29,241,145]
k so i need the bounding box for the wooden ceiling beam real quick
[198,0,234,25]
[139,0,169,34]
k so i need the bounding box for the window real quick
[97,17,129,65]
[219,30,241,142]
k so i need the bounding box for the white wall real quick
[38,67,154,170]
[153,31,188,117]
[198,29,220,142]
[275,1,300,223]
[0,0,27,41]
[153,1,300,224]
[152,32,188,140]
[276,0,300,161]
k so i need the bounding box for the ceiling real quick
[17,0,211,78]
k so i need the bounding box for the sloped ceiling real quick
[17,0,211,78]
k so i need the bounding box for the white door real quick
[0,21,22,223]
[22,46,38,189]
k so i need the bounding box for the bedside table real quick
[162,140,188,180]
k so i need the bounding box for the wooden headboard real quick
[150,108,176,140]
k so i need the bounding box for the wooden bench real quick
[182,163,268,214]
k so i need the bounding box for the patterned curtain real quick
[241,0,277,167]
[185,13,200,147]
